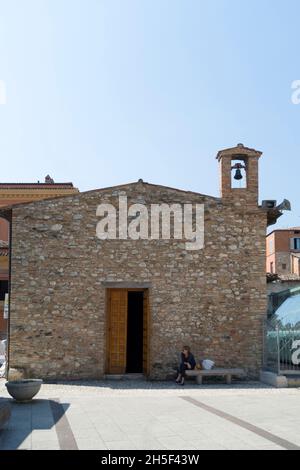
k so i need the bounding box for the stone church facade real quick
[1,145,280,380]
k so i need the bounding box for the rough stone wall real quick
[9,182,267,380]
[274,252,291,275]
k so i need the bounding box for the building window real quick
[292,238,300,250]
[0,280,8,301]
[269,239,274,254]
[282,264,287,270]
[270,262,274,273]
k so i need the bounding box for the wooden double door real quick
[106,289,149,375]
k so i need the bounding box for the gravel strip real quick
[1,378,299,398]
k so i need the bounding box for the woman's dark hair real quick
[183,346,191,354]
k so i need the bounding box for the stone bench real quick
[186,368,246,385]
[0,399,11,430]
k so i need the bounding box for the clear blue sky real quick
[0,0,299,228]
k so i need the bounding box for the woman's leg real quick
[176,363,184,382]
[176,362,186,382]
[177,363,187,385]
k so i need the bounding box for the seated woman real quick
[175,346,196,385]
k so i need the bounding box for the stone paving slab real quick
[0,379,299,450]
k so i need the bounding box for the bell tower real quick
[216,143,262,206]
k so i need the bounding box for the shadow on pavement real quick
[0,399,70,450]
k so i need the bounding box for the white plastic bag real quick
[0,361,6,378]
[202,359,215,370]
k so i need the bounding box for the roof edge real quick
[216,144,262,161]
[0,180,221,212]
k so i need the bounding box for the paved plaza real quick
[0,379,300,450]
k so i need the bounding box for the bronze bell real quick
[231,162,245,181]
[234,168,243,180]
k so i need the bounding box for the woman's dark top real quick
[180,352,196,370]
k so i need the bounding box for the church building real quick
[0,145,281,380]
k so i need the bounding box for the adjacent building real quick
[266,228,300,276]
[1,145,281,380]
[0,177,79,338]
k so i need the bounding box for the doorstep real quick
[104,373,146,380]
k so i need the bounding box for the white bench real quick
[186,368,246,385]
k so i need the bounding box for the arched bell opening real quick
[231,158,247,189]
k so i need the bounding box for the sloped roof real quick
[216,143,262,161]
[0,180,220,213]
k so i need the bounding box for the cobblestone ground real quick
[1,379,300,450]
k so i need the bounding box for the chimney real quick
[45,175,54,184]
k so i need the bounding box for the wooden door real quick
[107,289,128,374]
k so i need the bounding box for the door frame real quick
[105,287,150,376]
